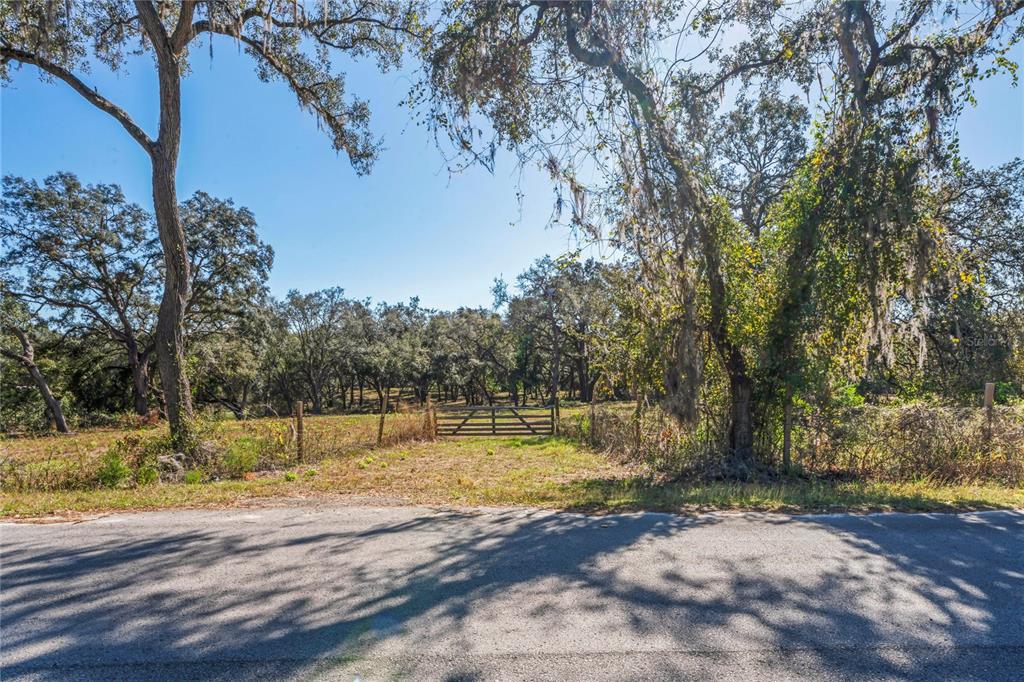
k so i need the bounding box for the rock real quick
[157,453,186,481]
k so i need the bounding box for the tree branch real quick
[135,0,174,61]
[171,0,199,54]
[0,46,154,152]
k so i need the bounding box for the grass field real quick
[2,414,1022,518]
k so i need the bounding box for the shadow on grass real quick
[2,504,1023,680]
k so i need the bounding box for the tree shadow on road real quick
[2,508,1022,680]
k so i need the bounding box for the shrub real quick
[575,402,1024,484]
[106,433,175,472]
[97,452,132,488]
[283,471,297,482]
[184,469,203,485]
[136,466,159,486]
[803,405,1024,484]
[221,436,266,477]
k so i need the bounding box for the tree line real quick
[4,167,1020,437]
[0,176,623,427]
[3,1,1023,474]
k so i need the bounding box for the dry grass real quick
[3,427,1023,518]
[0,412,432,491]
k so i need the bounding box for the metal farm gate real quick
[435,405,555,437]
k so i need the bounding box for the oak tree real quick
[1,0,426,450]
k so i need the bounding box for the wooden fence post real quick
[589,397,597,447]
[377,389,389,446]
[783,384,793,471]
[553,394,560,436]
[294,400,304,463]
[425,394,437,440]
[984,382,995,441]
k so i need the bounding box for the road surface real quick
[2,505,1023,680]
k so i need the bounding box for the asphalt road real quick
[2,505,1023,681]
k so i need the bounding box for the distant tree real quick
[281,287,351,414]
[364,300,428,409]
[428,307,513,405]
[1,173,159,417]
[515,257,567,406]
[1,174,273,417]
[191,297,274,420]
[0,297,70,433]
[1,0,426,450]
[182,192,274,343]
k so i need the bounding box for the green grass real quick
[2,422,1022,518]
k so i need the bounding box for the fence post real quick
[377,389,389,446]
[491,406,496,435]
[589,397,597,446]
[294,400,304,463]
[783,384,793,471]
[425,394,436,439]
[553,394,560,436]
[984,382,995,441]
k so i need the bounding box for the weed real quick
[222,436,266,477]
[283,471,298,482]
[97,452,132,488]
[136,466,159,486]
[184,469,203,485]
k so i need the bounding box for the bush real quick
[221,436,266,477]
[566,402,728,477]
[574,402,1024,484]
[803,405,1024,484]
[283,471,297,482]
[184,469,203,485]
[136,466,159,486]
[97,452,132,488]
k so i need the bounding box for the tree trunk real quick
[127,341,150,416]
[728,374,755,475]
[29,362,69,433]
[3,326,70,433]
[239,384,250,420]
[565,17,758,472]
[152,150,193,449]
[783,383,793,471]
[149,40,194,451]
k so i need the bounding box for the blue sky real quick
[2,36,1022,311]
